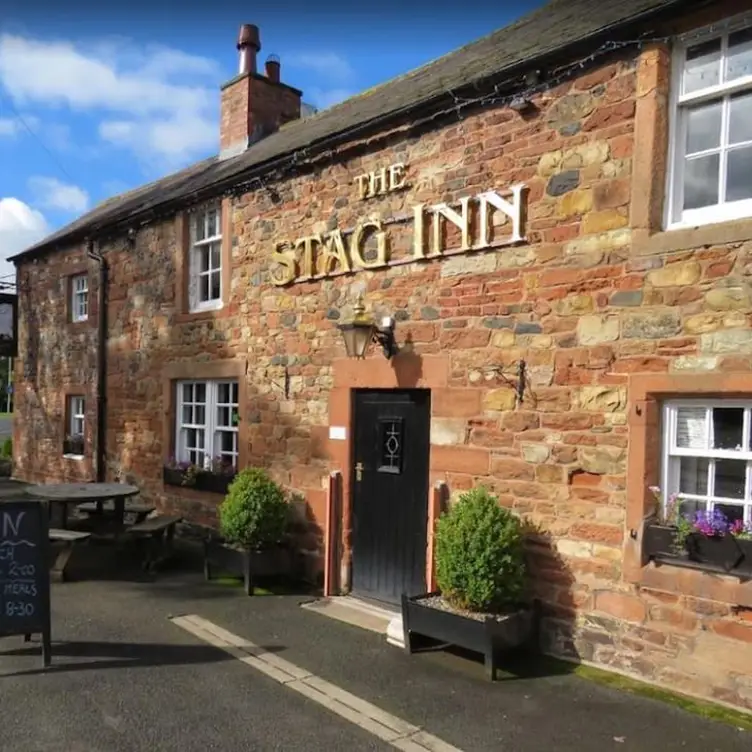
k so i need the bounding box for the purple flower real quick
[691,509,730,537]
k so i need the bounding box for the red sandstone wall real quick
[14,4,752,712]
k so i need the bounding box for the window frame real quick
[174,379,239,471]
[666,13,752,230]
[188,205,223,313]
[70,273,89,323]
[661,399,752,527]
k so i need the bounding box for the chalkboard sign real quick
[0,501,51,665]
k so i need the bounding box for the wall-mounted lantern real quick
[337,295,398,360]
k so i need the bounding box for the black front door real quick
[351,389,430,605]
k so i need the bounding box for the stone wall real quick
[14,16,752,712]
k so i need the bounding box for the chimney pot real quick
[237,24,261,75]
[265,54,281,84]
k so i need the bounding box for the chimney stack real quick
[237,24,260,75]
[265,55,281,84]
[220,24,303,160]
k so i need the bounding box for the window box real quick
[63,435,84,457]
[162,466,236,494]
[643,522,680,559]
[401,592,537,681]
[685,532,744,571]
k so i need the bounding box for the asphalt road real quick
[0,545,749,752]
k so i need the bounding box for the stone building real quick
[10,0,752,711]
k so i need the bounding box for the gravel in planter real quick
[416,595,520,623]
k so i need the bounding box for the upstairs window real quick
[668,18,752,228]
[70,274,88,322]
[188,206,222,312]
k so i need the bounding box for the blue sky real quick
[0,0,544,281]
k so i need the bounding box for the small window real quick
[70,274,88,322]
[661,401,752,527]
[668,17,752,228]
[188,206,222,312]
[175,379,238,471]
[377,417,404,474]
[64,395,85,457]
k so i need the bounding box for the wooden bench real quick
[77,501,155,525]
[48,528,92,583]
[126,515,183,573]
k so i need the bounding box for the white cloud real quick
[0,198,50,278]
[0,114,40,138]
[28,176,89,214]
[0,33,220,169]
[286,52,355,83]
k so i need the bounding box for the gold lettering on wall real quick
[354,163,410,200]
[269,184,528,287]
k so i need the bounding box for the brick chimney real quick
[219,24,303,160]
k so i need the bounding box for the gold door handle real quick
[355,462,364,481]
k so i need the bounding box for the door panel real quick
[351,389,430,605]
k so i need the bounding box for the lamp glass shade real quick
[338,321,375,359]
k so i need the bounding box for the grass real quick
[208,575,314,597]
[0,412,12,418]
[571,662,752,731]
[495,653,752,732]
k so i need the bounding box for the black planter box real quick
[163,466,194,488]
[686,533,744,572]
[195,472,235,495]
[643,523,679,559]
[63,436,84,456]
[203,539,292,595]
[401,592,537,681]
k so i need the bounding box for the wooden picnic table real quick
[23,482,141,530]
[21,483,142,581]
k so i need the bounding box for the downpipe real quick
[86,239,108,483]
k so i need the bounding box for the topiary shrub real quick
[219,468,290,550]
[434,486,526,613]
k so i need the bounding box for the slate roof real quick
[12,0,691,262]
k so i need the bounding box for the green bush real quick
[219,468,289,550]
[434,486,526,613]
[0,437,11,458]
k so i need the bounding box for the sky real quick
[0,0,545,283]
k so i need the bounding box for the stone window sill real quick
[651,554,752,579]
[174,308,229,324]
[634,216,752,257]
[62,454,84,461]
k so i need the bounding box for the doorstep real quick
[301,595,401,639]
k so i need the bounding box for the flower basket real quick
[685,533,744,572]
[643,523,679,559]
[195,471,235,495]
[163,466,195,488]
[63,435,84,456]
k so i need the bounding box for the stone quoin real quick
[10,0,752,714]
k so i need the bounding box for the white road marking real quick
[171,614,464,752]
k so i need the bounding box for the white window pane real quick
[683,153,720,210]
[727,27,752,82]
[210,241,221,269]
[199,247,210,273]
[195,383,206,403]
[217,382,230,403]
[182,405,192,424]
[679,456,709,495]
[726,146,752,202]
[676,406,708,449]
[206,209,218,238]
[194,214,206,242]
[729,92,752,145]
[182,383,193,403]
[210,271,221,300]
[217,406,230,427]
[199,275,210,302]
[195,405,205,425]
[712,407,744,450]
[714,459,746,499]
[715,503,745,524]
[683,38,721,94]
[685,101,722,154]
